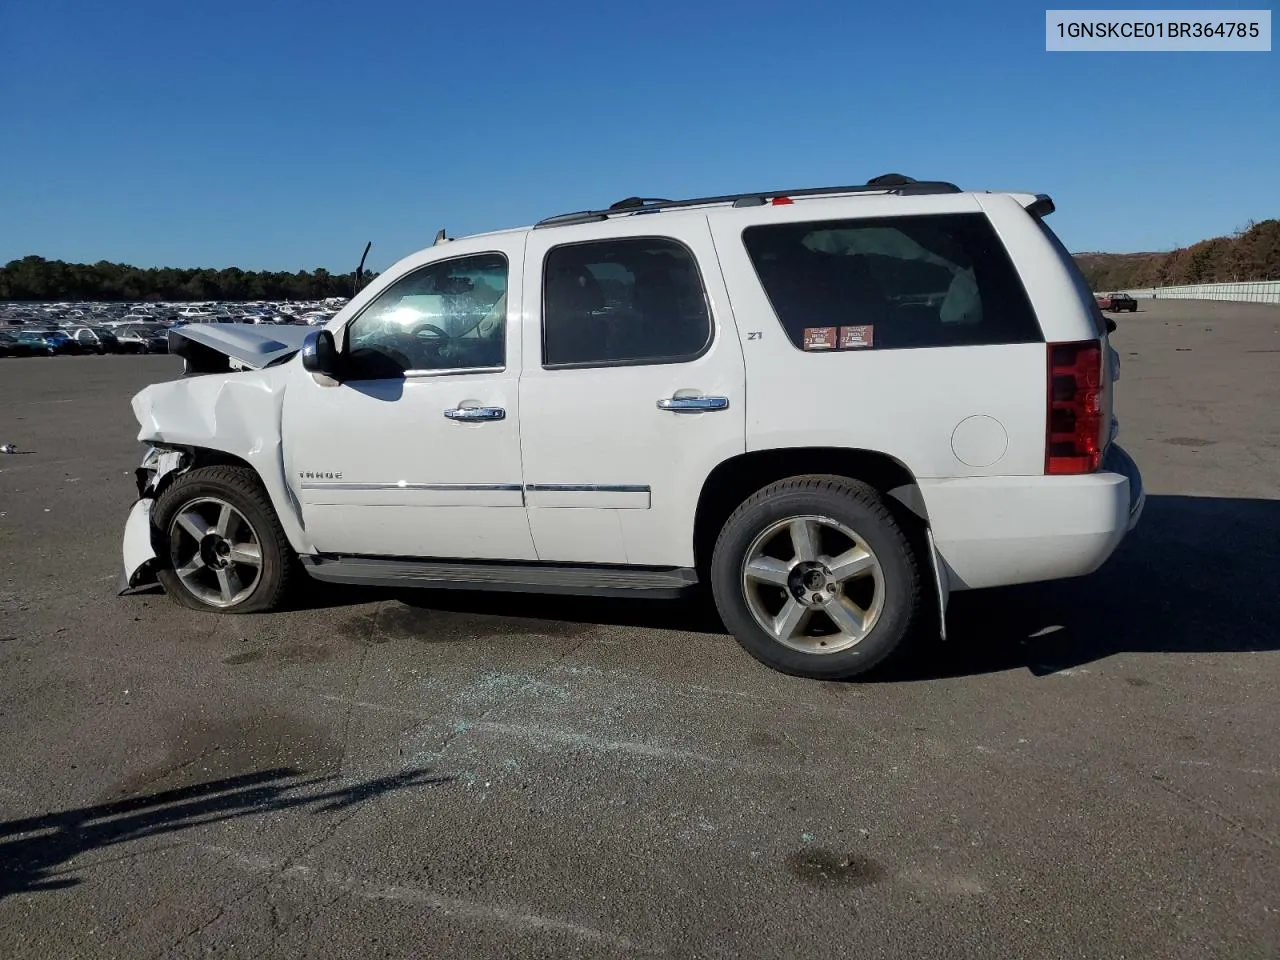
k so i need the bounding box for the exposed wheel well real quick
[188,447,255,471]
[145,445,259,502]
[692,448,930,576]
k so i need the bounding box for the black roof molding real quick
[608,196,674,210]
[866,173,918,187]
[534,174,962,228]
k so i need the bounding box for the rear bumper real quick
[1104,442,1145,531]
[921,443,1144,591]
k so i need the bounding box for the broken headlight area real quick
[135,445,189,499]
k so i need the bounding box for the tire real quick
[710,475,924,680]
[152,465,295,614]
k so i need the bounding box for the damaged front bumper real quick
[119,497,158,594]
[118,446,189,594]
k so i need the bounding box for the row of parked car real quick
[0,323,170,358]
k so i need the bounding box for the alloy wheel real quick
[167,497,264,608]
[740,515,885,654]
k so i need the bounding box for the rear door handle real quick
[656,396,729,413]
[444,406,506,422]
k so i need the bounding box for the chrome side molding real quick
[524,484,650,493]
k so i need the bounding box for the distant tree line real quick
[0,255,379,302]
[6,218,1279,301]
[1074,219,1280,291]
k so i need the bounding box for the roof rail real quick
[533,175,962,228]
[609,196,674,210]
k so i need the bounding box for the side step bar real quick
[299,555,699,599]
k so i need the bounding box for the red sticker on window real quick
[839,325,874,349]
[802,327,838,351]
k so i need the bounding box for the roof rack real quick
[533,174,962,228]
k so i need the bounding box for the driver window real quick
[343,252,508,379]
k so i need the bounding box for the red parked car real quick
[1096,292,1138,312]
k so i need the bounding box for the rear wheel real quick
[153,466,294,613]
[710,475,924,679]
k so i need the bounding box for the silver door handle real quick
[444,406,505,422]
[656,396,729,412]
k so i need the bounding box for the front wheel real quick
[153,465,295,613]
[710,475,924,680]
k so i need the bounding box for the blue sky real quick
[1,0,1276,272]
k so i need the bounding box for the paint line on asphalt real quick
[201,845,660,953]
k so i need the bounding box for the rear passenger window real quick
[542,238,711,367]
[742,213,1042,351]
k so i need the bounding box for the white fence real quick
[1115,280,1280,304]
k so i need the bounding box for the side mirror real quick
[1105,317,1117,334]
[301,329,339,377]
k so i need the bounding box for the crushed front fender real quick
[119,498,159,595]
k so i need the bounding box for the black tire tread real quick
[718,475,920,580]
[711,473,924,679]
[153,465,295,614]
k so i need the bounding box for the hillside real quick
[1073,219,1280,290]
[3,218,1278,301]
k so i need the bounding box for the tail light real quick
[1046,340,1107,474]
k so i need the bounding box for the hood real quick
[168,322,313,373]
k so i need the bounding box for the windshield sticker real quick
[839,325,874,349]
[802,327,838,351]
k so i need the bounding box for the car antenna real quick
[354,241,372,295]
[433,228,449,246]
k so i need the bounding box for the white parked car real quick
[119,174,1144,679]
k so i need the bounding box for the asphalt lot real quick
[1,299,1277,959]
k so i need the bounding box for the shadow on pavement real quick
[394,588,727,634]
[368,494,1280,678]
[0,766,452,900]
[883,493,1280,680]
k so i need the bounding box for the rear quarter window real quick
[741,213,1042,351]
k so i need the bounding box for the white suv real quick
[120,174,1144,680]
